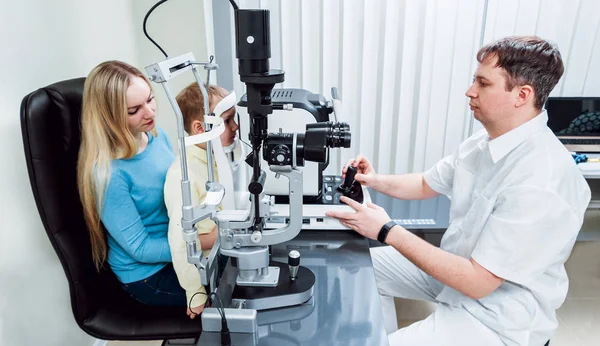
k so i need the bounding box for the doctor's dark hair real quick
[477,36,564,110]
[176,83,229,133]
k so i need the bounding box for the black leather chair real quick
[20,78,203,343]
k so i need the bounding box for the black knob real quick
[342,165,357,189]
[288,250,300,281]
[248,181,263,194]
[288,250,300,266]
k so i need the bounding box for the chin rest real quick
[20,78,202,341]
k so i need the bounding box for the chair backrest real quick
[21,78,205,341]
[20,78,122,325]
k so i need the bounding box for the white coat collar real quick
[487,110,548,163]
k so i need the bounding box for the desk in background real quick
[578,153,600,179]
[369,190,450,230]
[577,153,600,210]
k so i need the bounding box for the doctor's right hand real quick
[343,155,378,188]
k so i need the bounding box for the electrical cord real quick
[188,291,230,345]
[188,291,208,317]
[210,291,231,346]
[208,292,225,319]
[187,286,225,319]
[143,0,170,58]
[229,0,239,10]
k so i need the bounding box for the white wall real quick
[0,0,137,346]
[0,1,208,345]
[131,0,210,148]
[0,1,138,345]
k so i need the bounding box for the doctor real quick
[328,36,591,346]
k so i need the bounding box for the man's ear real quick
[191,119,205,135]
[515,84,534,108]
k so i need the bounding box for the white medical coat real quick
[423,111,591,346]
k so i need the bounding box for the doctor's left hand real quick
[326,196,392,240]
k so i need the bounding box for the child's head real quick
[176,83,239,147]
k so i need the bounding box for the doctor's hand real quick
[187,304,205,320]
[343,155,378,188]
[326,196,392,240]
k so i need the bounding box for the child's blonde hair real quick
[175,83,229,133]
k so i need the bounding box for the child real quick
[163,82,240,319]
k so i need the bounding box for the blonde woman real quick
[77,61,186,307]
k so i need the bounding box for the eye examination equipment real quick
[143,1,384,345]
[237,89,368,231]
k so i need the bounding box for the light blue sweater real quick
[101,127,175,283]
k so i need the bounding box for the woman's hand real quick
[187,303,205,319]
[342,155,378,188]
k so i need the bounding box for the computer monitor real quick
[546,97,600,136]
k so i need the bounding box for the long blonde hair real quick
[77,60,157,270]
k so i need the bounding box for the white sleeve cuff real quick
[471,251,530,287]
[423,168,452,196]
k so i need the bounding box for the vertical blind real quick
[202,0,600,228]
[473,0,600,132]
[484,0,600,97]
[229,0,487,177]
[213,0,600,175]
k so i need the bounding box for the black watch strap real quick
[377,221,397,244]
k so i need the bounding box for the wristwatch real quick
[377,221,397,244]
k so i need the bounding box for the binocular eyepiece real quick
[264,121,351,167]
[311,122,351,149]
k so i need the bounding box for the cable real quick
[209,292,225,319]
[187,290,225,320]
[188,290,230,345]
[187,288,225,319]
[143,0,170,58]
[188,291,229,345]
[228,0,239,10]
[188,291,208,317]
[210,292,231,346]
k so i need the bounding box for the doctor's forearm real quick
[375,173,439,200]
[385,226,499,300]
